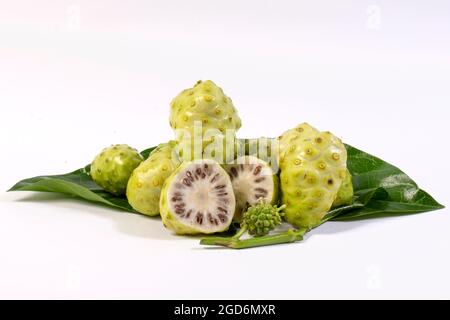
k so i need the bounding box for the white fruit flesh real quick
[227,156,277,218]
[165,160,235,234]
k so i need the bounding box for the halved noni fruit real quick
[225,156,279,221]
[160,159,235,235]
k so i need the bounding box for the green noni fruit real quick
[170,80,241,133]
[241,202,284,237]
[91,144,143,196]
[332,169,354,208]
[278,123,348,229]
[170,80,243,163]
[126,141,180,216]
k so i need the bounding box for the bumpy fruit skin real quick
[241,203,284,237]
[332,169,354,208]
[279,123,348,229]
[278,123,318,156]
[159,160,234,235]
[91,144,143,196]
[170,80,241,133]
[126,142,180,216]
[170,80,242,163]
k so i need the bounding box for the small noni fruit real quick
[225,156,279,221]
[159,159,235,235]
[332,169,354,208]
[91,144,143,196]
[241,202,285,237]
[278,123,348,229]
[126,141,180,216]
[170,80,243,163]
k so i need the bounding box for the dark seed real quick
[210,173,219,183]
[215,185,226,190]
[240,164,244,171]
[186,209,192,218]
[255,188,268,195]
[171,196,182,202]
[328,179,334,185]
[217,207,227,213]
[218,198,229,204]
[253,165,262,175]
[175,208,185,215]
[201,172,206,179]
[231,167,238,177]
[175,204,185,210]
[204,163,211,176]
[218,214,227,223]
[254,177,265,183]
[217,192,228,197]
[196,167,202,175]
[207,213,214,224]
[186,171,194,182]
[183,178,192,187]
[196,212,203,225]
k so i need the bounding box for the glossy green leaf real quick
[327,145,444,221]
[8,144,443,220]
[8,147,156,212]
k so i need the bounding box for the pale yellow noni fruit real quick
[126,141,180,216]
[278,123,348,229]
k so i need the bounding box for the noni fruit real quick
[170,80,242,163]
[225,156,279,221]
[279,123,348,229]
[90,144,143,196]
[159,159,235,235]
[126,141,180,216]
[332,169,354,208]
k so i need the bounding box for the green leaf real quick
[7,144,443,221]
[327,145,444,221]
[139,147,158,160]
[8,147,157,212]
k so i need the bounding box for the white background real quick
[0,0,449,299]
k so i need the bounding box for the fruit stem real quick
[231,227,247,239]
[200,228,308,249]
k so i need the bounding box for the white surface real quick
[0,0,449,299]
